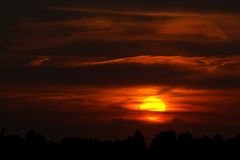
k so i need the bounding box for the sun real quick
[140,96,166,112]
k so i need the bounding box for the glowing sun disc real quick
[140,96,166,112]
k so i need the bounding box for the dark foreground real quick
[1,129,240,159]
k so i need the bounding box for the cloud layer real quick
[1,0,240,140]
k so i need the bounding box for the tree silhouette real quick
[0,128,5,137]
[25,130,46,145]
[1,129,240,159]
[133,130,146,150]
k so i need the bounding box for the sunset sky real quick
[1,0,240,140]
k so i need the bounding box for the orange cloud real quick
[1,84,240,125]
[160,18,228,40]
[28,56,50,67]
[27,55,240,74]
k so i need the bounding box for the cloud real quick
[0,0,240,58]
[0,85,240,134]
[1,0,240,141]
[0,55,239,89]
[160,18,228,40]
[28,56,50,67]
[1,3,240,57]
[1,89,240,140]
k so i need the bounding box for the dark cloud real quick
[1,8,239,57]
[0,60,239,89]
[5,40,240,58]
[0,63,197,85]
[47,40,240,58]
[3,0,240,13]
[1,0,240,57]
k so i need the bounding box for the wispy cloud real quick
[28,56,50,67]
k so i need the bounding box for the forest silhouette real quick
[1,129,240,159]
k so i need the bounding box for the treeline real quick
[1,129,240,159]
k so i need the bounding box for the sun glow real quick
[145,116,159,121]
[140,96,166,112]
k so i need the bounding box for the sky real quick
[1,0,240,140]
